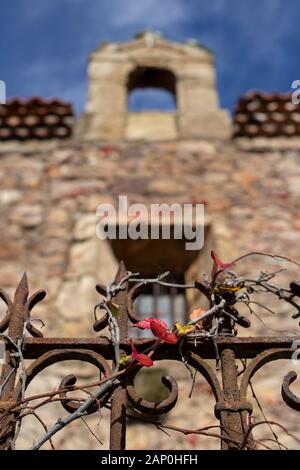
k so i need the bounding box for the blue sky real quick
[1,0,300,114]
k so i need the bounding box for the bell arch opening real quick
[127,66,177,112]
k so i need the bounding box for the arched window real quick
[127,66,177,112]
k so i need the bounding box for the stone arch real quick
[127,66,177,97]
[127,66,177,112]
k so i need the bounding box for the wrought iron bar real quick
[0,262,299,450]
[109,261,128,450]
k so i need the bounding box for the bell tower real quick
[76,31,230,141]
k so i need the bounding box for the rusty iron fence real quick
[0,261,300,450]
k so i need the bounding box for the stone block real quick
[74,214,98,241]
[148,178,187,196]
[177,83,219,112]
[86,82,126,114]
[67,239,98,276]
[125,112,177,141]
[76,113,125,141]
[11,204,43,228]
[178,110,231,140]
[55,275,97,320]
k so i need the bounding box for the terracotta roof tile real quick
[233,91,300,138]
[0,97,74,140]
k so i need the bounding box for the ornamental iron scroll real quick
[1,254,300,450]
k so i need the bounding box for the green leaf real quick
[107,300,120,317]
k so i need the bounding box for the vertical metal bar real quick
[183,290,189,324]
[153,283,159,317]
[219,348,245,450]
[0,274,28,449]
[170,286,176,325]
[135,297,141,339]
[109,261,128,450]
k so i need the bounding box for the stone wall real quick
[1,136,300,331]
[1,136,300,449]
